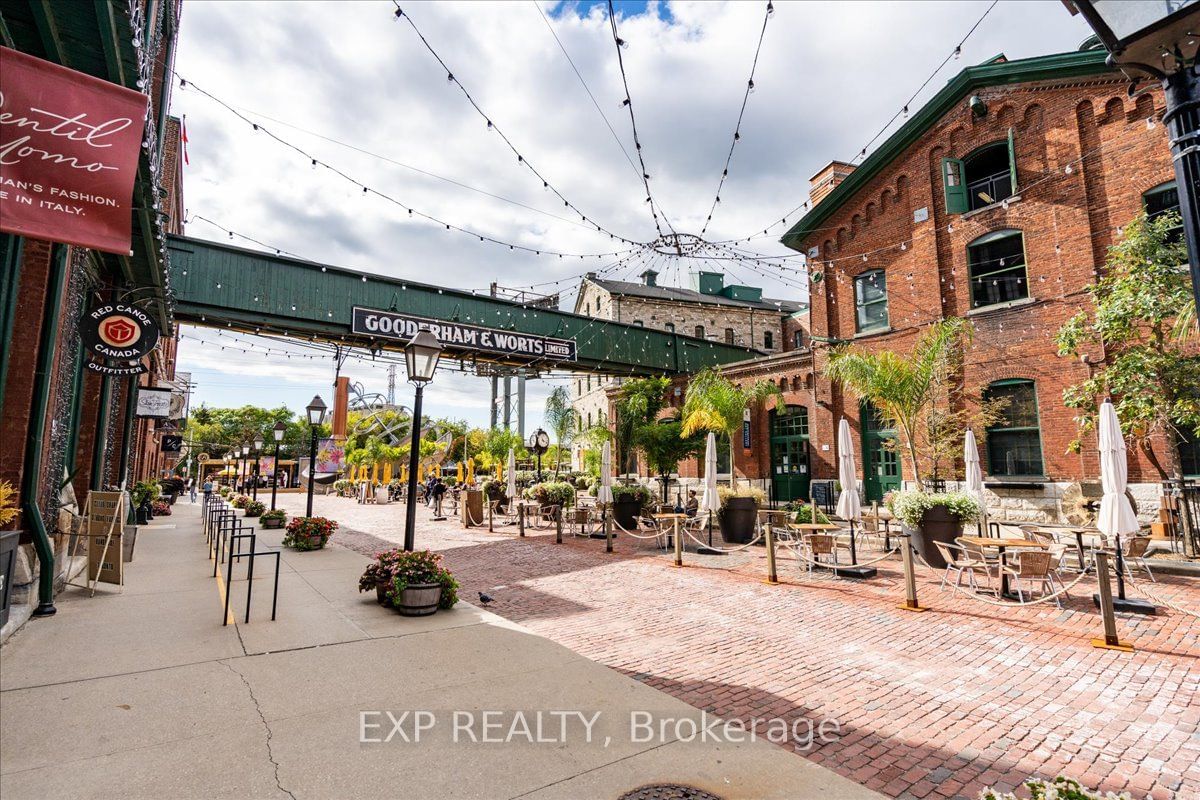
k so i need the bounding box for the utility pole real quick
[387,364,396,406]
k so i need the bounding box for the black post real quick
[403,384,425,552]
[305,430,318,518]
[536,452,542,484]
[270,439,281,510]
[251,451,259,501]
[1163,64,1200,334]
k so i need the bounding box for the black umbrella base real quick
[588,532,612,540]
[1092,593,1157,615]
[695,547,727,556]
[834,565,877,579]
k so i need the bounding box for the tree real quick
[615,376,671,478]
[480,427,526,467]
[824,318,972,489]
[681,368,782,488]
[543,386,578,475]
[1056,209,1199,478]
[635,412,705,503]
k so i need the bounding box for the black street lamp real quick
[270,421,286,510]
[527,428,550,484]
[240,444,249,493]
[252,434,264,501]
[402,330,444,552]
[1066,0,1200,332]
[305,396,327,518]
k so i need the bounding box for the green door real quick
[770,406,810,502]
[861,402,901,503]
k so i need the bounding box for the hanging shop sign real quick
[82,303,160,360]
[351,307,577,363]
[742,408,752,450]
[0,47,150,254]
[134,387,172,418]
[160,435,182,453]
[85,361,146,376]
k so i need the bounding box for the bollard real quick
[897,534,925,612]
[764,521,778,584]
[1091,551,1134,652]
[673,517,683,567]
[604,511,613,554]
[488,501,494,533]
[518,504,525,538]
[555,509,562,544]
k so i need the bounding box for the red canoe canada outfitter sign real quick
[0,46,149,254]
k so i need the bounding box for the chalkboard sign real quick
[811,480,836,515]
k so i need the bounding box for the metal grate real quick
[618,786,724,800]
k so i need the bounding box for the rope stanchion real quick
[898,535,924,612]
[909,547,1093,608]
[518,504,525,538]
[778,540,901,569]
[673,518,683,567]
[680,527,765,553]
[604,510,613,554]
[1093,551,1134,652]
[1124,574,1198,618]
[764,521,778,584]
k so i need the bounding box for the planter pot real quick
[0,530,19,628]
[135,508,150,525]
[611,498,643,531]
[261,518,285,529]
[719,497,759,544]
[910,506,962,570]
[395,583,442,617]
[375,583,389,605]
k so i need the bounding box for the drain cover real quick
[617,786,724,800]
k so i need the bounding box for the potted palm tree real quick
[634,412,705,505]
[681,368,782,543]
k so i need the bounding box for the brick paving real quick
[278,494,1200,800]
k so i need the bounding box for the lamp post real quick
[240,444,249,494]
[252,434,264,501]
[223,454,231,488]
[527,428,550,484]
[1066,0,1200,332]
[305,396,327,518]
[270,421,286,510]
[402,331,444,552]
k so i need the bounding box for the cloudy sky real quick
[172,0,1094,429]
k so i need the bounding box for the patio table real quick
[959,536,1049,600]
[653,513,688,547]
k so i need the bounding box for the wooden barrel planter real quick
[395,583,442,617]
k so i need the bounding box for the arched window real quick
[1144,181,1182,241]
[854,270,889,332]
[942,134,1016,214]
[984,379,1044,477]
[968,230,1028,309]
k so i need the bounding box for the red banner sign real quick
[0,46,149,254]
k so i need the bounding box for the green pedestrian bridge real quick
[167,235,759,376]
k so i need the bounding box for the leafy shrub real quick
[218,485,232,497]
[150,500,172,516]
[481,479,507,503]
[283,516,337,551]
[132,480,160,507]
[981,776,1130,800]
[718,486,766,507]
[524,481,576,509]
[231,494,250,509]
[886,489,980,528]
[333,479,354,495]
[784,501,829,524]
[259,509,287,524]
[243,500,265,517]
[610,483,651,509]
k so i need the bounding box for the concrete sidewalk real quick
[0,501,878,800]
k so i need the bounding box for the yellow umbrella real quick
[417,465,424,482]
[456,462,464,482]
[467,458,475,484]
[496,462,503,481]
[383,462,393,484]
[370,462,379,484]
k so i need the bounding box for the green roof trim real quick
[781,49,1113,252]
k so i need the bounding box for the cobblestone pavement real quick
[277,494,1200,800]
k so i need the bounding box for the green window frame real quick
[1181,427,1200,478]
[1144,181,1182,241]
[968,229,1029,309]
[773,405,809,437]
[984,379,1045,477]
[854,269,889,332]
[943,129,1017,215]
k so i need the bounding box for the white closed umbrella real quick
[700,432,720,515]
[835,419,861,522]
[964,429,987,535]
[595,441,614,505]
[505,448,518,502]
[1098,400,1138,538]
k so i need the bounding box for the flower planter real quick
[135,507,150,525]
[375,583,389,605]
[719,497,759,544]
[910,505,961,570]
[395,583,442,617]
[261,518,285,529]
[611,497,642,531]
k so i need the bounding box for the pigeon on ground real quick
[478,591,494,606]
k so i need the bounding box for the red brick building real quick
[774,46,1189,522]
[0,0,183,624]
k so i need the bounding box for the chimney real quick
[640,269,659,287]
[808,160,856,207]
[585,271,597,280]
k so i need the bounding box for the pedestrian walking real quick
[188,477,197,503]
